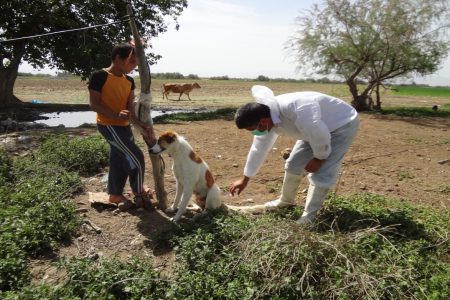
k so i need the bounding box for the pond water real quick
[36,110,182,127]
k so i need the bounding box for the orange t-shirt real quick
[88,69,135,126]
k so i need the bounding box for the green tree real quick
[0,0,187,108]
[256,75,270,81]
[290,0,450,111]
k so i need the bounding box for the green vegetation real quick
[4,258,168,299]
[291,0,449,111]
[153,107,237,123]
[379,106,450,117]
[393,86,450,97]
[397,170,415,181]
[1,189,448,298]
[439,186,450,195]
[0,148,12,186]
[35,134,109,176]
[152,72,199,80]
[0,135,109,291]
[0,130,448,298]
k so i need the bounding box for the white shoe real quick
[264,199,295,208]
[296,184,329,224]
[296,213,316,224]
[263,171,304,209]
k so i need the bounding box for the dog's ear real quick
[160,130,177,144]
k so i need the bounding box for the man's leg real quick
[264,140,311,208]
[296,184,330,224]
[298,117,360,224]
[97,124,136,211]
[264,171,304,208]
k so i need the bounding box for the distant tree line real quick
[17,72,438,88]
[152,72,199,79]
[17,72,52,77]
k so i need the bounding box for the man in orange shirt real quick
[88,43,155,211]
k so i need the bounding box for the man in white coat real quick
[229,85,359,224]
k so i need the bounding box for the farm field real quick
[2,76,449,297]
[13,76,450,109]
[10,76,450,210]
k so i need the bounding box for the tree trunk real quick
[347,79,372,111]
[352,94,371,111]
[375,83,382,111]
[0,65,22,109]
[126,1,168,210]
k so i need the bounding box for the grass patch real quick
[439,185,450,195]
[1,193,449,299]
[1,258,167,299]
[1,134,448,298]
[397,170,415,181]
[392,86,450,97]
[153,107,236,123]
[0,134,109,291]
[0,148,12,186]
[161,195,449,299]
[379,105,450,117]
[35,134,109,176]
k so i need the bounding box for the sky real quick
[19,0,450,86]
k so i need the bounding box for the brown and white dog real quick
[150,130,221,222]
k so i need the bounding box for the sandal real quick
[109,195,134,212]
[117,198,135,212]
[134,193,153,210]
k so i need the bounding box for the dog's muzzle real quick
[149,143,164,155]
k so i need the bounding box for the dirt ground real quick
[23,113,450,284]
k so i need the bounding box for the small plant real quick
[439,185,450,195]
[0,147,12,185]
[397,170,415,181]
[1,258,168,299]
[0,143,82,291]
[36,134,108,176]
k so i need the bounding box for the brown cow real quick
[162,82,201,101]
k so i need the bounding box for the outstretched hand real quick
[229,176,250,196]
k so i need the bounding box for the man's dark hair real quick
[234,103,270,129]
[111,43,135,61]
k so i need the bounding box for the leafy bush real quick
[0,242,29,293]
[153,107,236,123]
[255,75,270,81]
[0,143,83,291]
[163,194,449,299]
[379,106,450,117]
[1,187,448,298]
[152,72,186,79]
[35,134,108,176]
[1,258,168,299]
[209,75,230,80]
[0,148,12,186]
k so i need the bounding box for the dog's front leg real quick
[166,180,183,213]
[172,187,193,222]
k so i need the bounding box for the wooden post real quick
[125,1,167,209]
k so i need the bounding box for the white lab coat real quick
[243,86,358,179]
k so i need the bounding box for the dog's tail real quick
[224,204,268,214]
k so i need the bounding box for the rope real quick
[159,155,165,173]
[0,17,130,43]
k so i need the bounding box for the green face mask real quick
[252,129,269,136]
[251,121,269,136]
